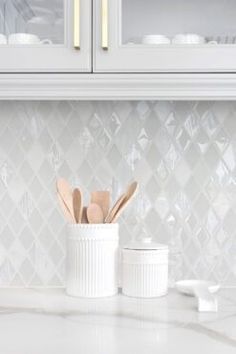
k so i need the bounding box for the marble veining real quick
[0,288,235,353]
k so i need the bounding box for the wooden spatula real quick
[73,188,83,223]
[87,203,104,224]
[105,193,126,223]
[107,181,138,223]
[56,178,75,222]
[57,192,75,223]
[91,191,110,220]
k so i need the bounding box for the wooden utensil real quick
[108,181,138,223]
[91,191,110,219]
[105,193,126,223]
[87,203,104,224]
[81,206,89,223]
[57,192,75,223]
[56,178,75,222]
[73,188,83,223]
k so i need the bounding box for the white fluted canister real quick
[66,224,119,298]
[122,238,168,298]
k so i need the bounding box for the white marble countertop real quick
[0,288,235,354]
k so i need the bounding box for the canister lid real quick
[123,237,168,251]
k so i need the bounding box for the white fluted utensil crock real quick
[122,238,168,298]
[66,224,119,298]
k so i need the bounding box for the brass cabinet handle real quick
[102,0,108,50]
[74,0,80,49]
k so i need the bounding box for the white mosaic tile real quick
[0,101,235,287]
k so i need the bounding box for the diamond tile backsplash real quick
[0,100,235,287]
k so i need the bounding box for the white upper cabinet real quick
[0,0,91,72]
[2,0,236,74]
[94,0,236,72]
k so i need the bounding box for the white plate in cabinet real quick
[93,0,236,73]
[0,0,91,72]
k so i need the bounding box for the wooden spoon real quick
[56,178,75,222]
[91,191,110,219]
[87,203,104,224]
[109,181,138,223]
[105,193,126,223]
[57,192,75,223]
[73,188,83,223]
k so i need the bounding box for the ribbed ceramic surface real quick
[122,249,168,298]
[66,224,119,298]
[123,249,168,264]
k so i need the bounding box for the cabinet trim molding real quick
[1,73,236,100]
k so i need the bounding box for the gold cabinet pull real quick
[74,0,80,49]
[102,0,108,50]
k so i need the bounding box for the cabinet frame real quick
[93,0,236,73]
[0,0,91,72]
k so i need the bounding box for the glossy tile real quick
[0,101,235,287]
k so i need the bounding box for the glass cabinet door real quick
[94,0,236,72]
[0,0,91,72]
